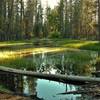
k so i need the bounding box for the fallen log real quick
[0,66,100,85]
[92,71,100,77]
[57,90,100,95]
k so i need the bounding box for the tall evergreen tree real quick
[59,0,64,37]
[24,0,36,39]
[34,0,43,38]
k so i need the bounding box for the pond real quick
[23,77,89,100]
[0,44,99,100]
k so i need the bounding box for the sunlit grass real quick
[0,39,99,51]
[62,40,98,48]
[0,42,32,47]
[0,47,71,59]
[0,39,99,60]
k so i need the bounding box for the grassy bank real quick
[0,39,99,51]
[57,39,100,51]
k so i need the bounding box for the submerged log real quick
[0,66,100,84]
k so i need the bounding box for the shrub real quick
[49,31,61,38]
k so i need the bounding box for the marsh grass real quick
[0,57,36,70]
[0,39,99,74]
[0,39,100,51]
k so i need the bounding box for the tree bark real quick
[98,0,100,41]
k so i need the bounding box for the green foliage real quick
[0,0,99,40]
[49,32,61,38]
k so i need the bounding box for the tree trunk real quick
[98,0,100,41]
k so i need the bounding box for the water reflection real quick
[0,49,99,100]
[30,50,98,76]
[23,76,37,96]
[0,74,97,100]
[36,79,81,100]
[0,70,100,100]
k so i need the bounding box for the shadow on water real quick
[0,48,100,100]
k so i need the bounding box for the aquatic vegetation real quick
[0,58,36,70]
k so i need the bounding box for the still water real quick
[0,46,99,100]
[18,50,99,99]
[25,78,81,100]
[22,76,94,100]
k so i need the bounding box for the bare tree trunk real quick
[98,0,100,41]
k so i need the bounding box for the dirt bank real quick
[0,93,31,100]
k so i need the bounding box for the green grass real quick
[57,39,99,52]
[51,39,100,51]
[0,39,100,51]
[0,41,32,47]
[0,58,37,70]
